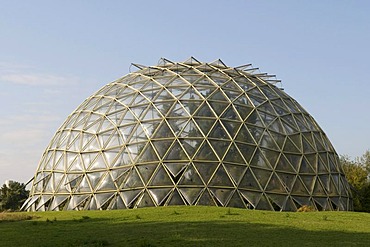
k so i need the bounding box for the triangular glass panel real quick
[164,140,188,161]
[238,168,260,190]
[193,102,216,118]
[208,121,230,140]
[118,124,136,141]
[239,190,262,208]
[209,165,234,187]
[163,162,188,178]
[259,131,280,151]
[208,101,229,115]
[78,176,92,193]
[167,189,185,205]
[122,168,144,189]
[197,190,216,206]
[268,131,285,151]
[104,147,122,168]
[295,114,310,132]
[67,154,84,172]
[313,179,326,196]
[194,140,218,161]
[95,193,115,209]
[120,111,136,125]
[136,191,155,208]
[153,88,175,102]
[292,196,310,209]
[270,98,288,113]
[148,188,172,206]
[120,189,143,207]
[226,191,245,208]
[284,136,301,153]
[180,99,204,116]
[154,101,176,116]
[276,172,296,191]
[183,56,201,65]
[224,144,245,164]
[285,154,302,172]
[221,105,242,121]
[281,98,299,114]
[96,173,117,191]
[152,121,175,139]
[178,188,203,205]
[136,164,157,185]
[209,188,234,206]
[207,89,228,102]
[67,132,82,151]
[235,125,256,145]
[246,125,264,144]
[148,165,173,186]
[328,154,339,172]
[300,157,315,173]
[222,80,243,92]
[142,104,161,121]
[167,118,188,137]
[260,148,279,168]
[251,168,272,190]
[257,111,276,127]
[266,193,287,210]
[209,140,231,159]
[179,138,200,158]
[221,119,242,139]
[193,162,218,184]
[256,194,273,210]
[246,111,264,127]
[53,152,65,171]
[236,143,256,164]
[141,121,161,138]
[233,104,254,120]
[111,168,130,186]
[284,197,297,211]
[313,132,326,152]
[268,118,285,133]
[281,114,299,132]
[291,177,309,195]
[178,164,204,186]
[313,197,328,210]
[88,153,108,170]
[179,86,204,101]
[300,175,315,194]
[224,164,247,185]
[318,153,329,173]
[179,119,200,138]
[328,177,339,196]
[250,149,271,169]
[137,142,159,163]
[195,86,217,97]
[265,174,286,193]
[319,174,330,192]
[275,154,296,172]
[151,140,173,158]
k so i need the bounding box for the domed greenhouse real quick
[22,57,353,211]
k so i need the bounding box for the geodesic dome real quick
[23,57,352,212]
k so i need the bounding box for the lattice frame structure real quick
[23,57,353,211]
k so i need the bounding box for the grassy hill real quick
[1,206,370,246]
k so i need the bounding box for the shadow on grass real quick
[1,217,369,247]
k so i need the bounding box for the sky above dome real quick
[1,0,369,184]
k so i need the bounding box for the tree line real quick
[340,150,370,212]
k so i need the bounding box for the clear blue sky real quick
[1,0,369,184]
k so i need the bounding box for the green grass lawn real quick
[1,206,369,246]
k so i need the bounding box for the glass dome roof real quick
[23,57,352,211]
